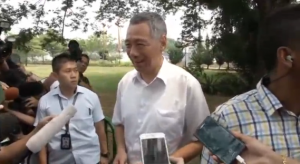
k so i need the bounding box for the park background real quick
[2,0,300,163]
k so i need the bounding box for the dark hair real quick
[257,4,300,72]
[81,54,90,61]
[129,12,167,39]
[51,53,76,72]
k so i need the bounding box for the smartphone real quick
[195,116,245,164]
[140,133,170,164]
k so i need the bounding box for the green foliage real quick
[215,54,225,69]
[167,47,183,64]
[78,35,115,54]
[199,72,219,94]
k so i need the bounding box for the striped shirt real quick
[201,78,300,164]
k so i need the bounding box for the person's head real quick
[51,53,78,89]
[78,54,89,73]
[258,4,300,83]
[126,12,167,73]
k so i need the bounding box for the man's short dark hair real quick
[52,53,76,73]
[257,4,300,72]
[81,54,90,61]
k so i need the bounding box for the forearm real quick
[95,121,108,153]
[0,128,37,163]
[39,146,48,164]
[115,125,126,152]
[171,141,203,163]
[8,109,35,125]
[270,152,300,164]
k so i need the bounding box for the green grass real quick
[26,65,133,93]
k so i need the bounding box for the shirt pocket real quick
[154,100,184,140]
[71,107,94,132]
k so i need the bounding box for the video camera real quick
[0,36,16,59]
[68,40,82,62]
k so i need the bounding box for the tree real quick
[78,35,115,54]
[215,54,225,70]
[95,0,296,87]
[167,46,183,64]
[2,0,297,87]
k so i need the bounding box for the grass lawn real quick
[26,64,231,163]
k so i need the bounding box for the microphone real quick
[4,87,19,100]
[26,105,77,153]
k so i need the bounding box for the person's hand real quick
[2,100,12,111]
[113,149,127,164]
[0,81,9,90]
[169,157,184,164]
[25,97,38,108]
[35,116,56,131]
[100,156,109,164]
[210,131,277,164]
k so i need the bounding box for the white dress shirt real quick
[34,86,104,164]
[112,59,210,164]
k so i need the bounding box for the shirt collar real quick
[257,77,283,116]
[52,85,84,98]
[132,58,169,85]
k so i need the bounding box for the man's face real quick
[125,22,165,73]
[56,61,79,88]
[78,56,89,73]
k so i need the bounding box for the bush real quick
[196,72,249,96]
[214,73,249,96]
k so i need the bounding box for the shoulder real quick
[118,69,137,88]
[78,86,98,99]
[38,91,55,110]
[212,89,259,127]
[166,63,199,86]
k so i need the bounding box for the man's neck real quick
[140,57,164,84]
[59,85,76,98]
[268,78,300,116]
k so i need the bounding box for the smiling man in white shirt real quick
[112,12,210,164]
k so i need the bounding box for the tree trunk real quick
[207,65,209,69]
[218,65,221,70]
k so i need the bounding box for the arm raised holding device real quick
[0,105,77,163]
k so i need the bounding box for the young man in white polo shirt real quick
[112,12,210,164]
[34,53,108,164]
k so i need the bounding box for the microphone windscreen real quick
[26,105,77,153]
[5,87,19,100]
[0,113,19,141]
[19,82,44,97]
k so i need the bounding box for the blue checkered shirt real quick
[201,80,300,163]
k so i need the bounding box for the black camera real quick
[68,40,82,61]
[0,36,16,59]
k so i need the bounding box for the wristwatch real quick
[101,153,109,158]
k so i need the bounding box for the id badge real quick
[60,133,72,150]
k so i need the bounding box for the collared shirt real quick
[201,79,300,164]
[34,86,104,164]
[112,59,210,164]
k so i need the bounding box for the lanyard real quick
[57,93,79,134]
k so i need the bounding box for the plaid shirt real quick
[201,79,300,164]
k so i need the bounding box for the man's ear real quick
[160,34,167,51]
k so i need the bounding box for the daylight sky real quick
[5,0,212,40]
